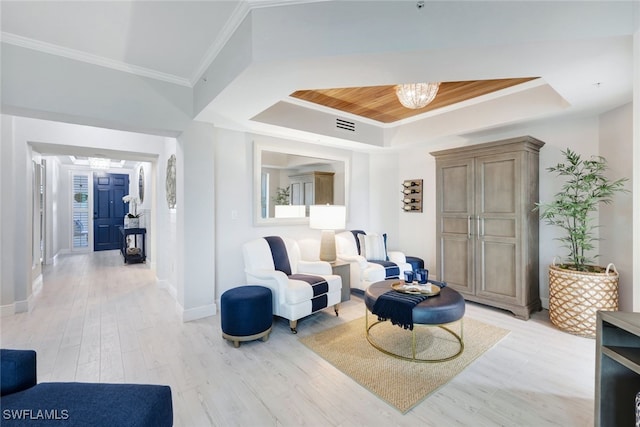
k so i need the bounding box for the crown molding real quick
[189,1,252,86]
[189,0,330,86]
[2,1,326,88]
[247,0,329,10]
[1,32,192,87]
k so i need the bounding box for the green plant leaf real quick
[535,148,628,270]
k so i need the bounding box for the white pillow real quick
[357,233,388,261]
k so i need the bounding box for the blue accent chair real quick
[1,349,173,426]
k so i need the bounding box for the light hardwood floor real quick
[1,251,595,426]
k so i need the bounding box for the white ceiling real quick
[1,0,244,86]
[1,1,637,155]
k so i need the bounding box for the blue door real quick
[93,173,128,251]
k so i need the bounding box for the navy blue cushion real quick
[405,256,425,272]
[411,286,465,325]
[365,282,465,326]
[288,274,328,297]
[0,382,172,426]
[1,349,37,397]
[350,230,366,255]
[221,286,273,336]
[264,236,292,275]
[369,260,400,279]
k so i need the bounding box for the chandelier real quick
[395,82,441,109]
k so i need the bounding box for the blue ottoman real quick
[364,280,465,362]
[221,286,273,348]
[405,256,425,272]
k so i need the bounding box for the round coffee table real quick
[364,279,465,363]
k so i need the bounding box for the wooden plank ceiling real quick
[290,78,537,123]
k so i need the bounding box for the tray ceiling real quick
[290,78,538,123]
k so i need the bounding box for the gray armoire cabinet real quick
[289,171,334,207]
[430,136,544,319]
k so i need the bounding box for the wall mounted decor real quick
[138,166,145,203]
[402,179,423,212]
[166,154,176,209]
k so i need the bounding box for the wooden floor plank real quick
[1,250,596,426]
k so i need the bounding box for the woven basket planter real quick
[548,264,619,338]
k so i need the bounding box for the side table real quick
[119,227,146,264]
[330,261,351,302]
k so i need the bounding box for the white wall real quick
[45,157,62,264]
[397,148,437,274]
[2,44,192,137]
[600,103,633,311]
[176,121,217,321]
[368,151,401,247]
[1,116,16,315]
[156,139,178,296]
[8,117,32,312]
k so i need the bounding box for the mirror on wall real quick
[254,141,349,226]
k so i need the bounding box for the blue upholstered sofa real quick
[1,349,173,426]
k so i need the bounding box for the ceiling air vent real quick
[336,118,356,132]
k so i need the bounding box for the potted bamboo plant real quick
[536,148,628,337]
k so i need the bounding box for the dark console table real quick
[119,227,146,264]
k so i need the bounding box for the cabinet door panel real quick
[483,218,516,238]
[441,163,473,213]
[476,155,518,215]
[303,182,314,205]
[475,153,520,303]
[441,236,473,295]
[436,158,474,293]
[314,174,334,204]
[442,217,470,235]
[291,183,302,205]
[477,241,518,300]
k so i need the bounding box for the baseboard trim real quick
[181,303,217,322]
[32,274,43,295]
[156,278,168,289]
[156,279,177,299]
[14,299,29,313]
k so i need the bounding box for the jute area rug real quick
[299,316,509,413]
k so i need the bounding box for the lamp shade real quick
[309,205,346,230]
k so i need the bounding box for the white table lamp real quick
[309,205,346,262]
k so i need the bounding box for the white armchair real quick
[335,230,413,291]
[242,236,342,333]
